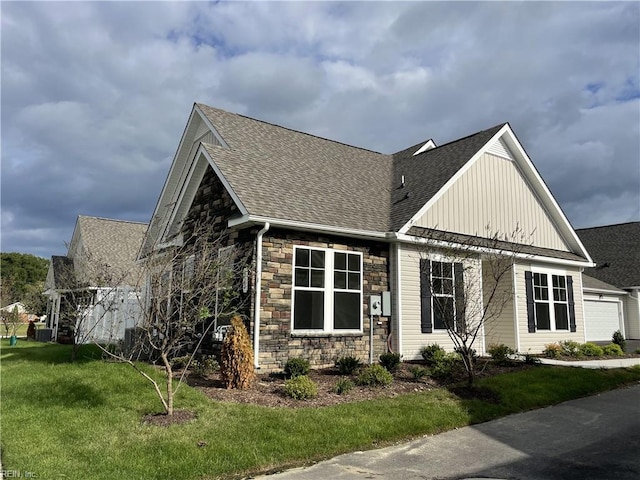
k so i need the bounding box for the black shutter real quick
[454,263,465,333]
[525,271,536,333]
[567,275,576,332]
[420,259,432,333]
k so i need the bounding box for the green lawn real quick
[2,342,639,480]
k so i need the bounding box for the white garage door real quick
[584,300,621,342]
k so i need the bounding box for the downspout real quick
[253,222,270,369]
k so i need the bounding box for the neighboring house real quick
[0,302,38,323]
[576,222,640,340]
[140,103,594,372]
[44,215,147,344]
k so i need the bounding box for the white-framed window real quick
[420,259,464,334]
[531,271,570,331]
[431,261,456,330]
[292,246,363,333]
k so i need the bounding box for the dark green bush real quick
[332,377,354,395]
[409,365,429,380]
[561,340,581,357]
[420,344,446,365]
[488,344,515,365]
[602,343,624,356]
[579,342,604,357]
[430,353,463,381]
[612,330,626,352]
[284,357,310,378]
[379,352,402,372]
[543,343,562,359]
[335,355,361,375]
[283,375,318,400]
[356,364,393,387]
[171,355,191,369]
[521,351,541,365]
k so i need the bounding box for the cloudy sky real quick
[2,1,639,259]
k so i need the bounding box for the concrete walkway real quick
[537,356,640,368]
[254,384,640,480]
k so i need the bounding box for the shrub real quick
[356,364,393,387]
[284,357,311,378]
[171,355,191,369]
[561,340,582,357]
[488,344,515,365]
[420,344,446,365]
[543,343,562,359]
[332,377,354,395]
[430,353,463,381]
[602,343,624,356]
[521,351,541,365]
[220,316,256,389]
[612,330,626,352]
[283,375,318,400]
[409,365,429,380]
[635,348,640,355]
[579,342,604,357]
[379,352,402,372]
[335,355,361,375]
[191,355,219,377]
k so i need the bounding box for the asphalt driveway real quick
[254,384,640,480]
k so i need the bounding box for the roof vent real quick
[401,175,406,188]
[413,139,436,156]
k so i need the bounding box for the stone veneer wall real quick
[259,228,390,372]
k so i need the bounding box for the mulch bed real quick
[186,361,529,409]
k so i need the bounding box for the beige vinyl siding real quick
[624,291,640,339]
[398,243,482,359]
[416,153,570,252]
[483,262,516,350]
[515,263,585,353]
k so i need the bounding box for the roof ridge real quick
[78,215,148,226]
[196,103,385,156]
[415,122,507,156]
[576,221,640,231]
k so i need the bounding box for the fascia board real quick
[584,287,628,296]
[398,124,511,235]
[500,126,594,264]
[140,105,201,258]
[200,146,249,216]
[394,232,595,268]
[193,104,229,148]
[229,214,391,241]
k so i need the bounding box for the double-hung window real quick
[292,246,362,332]
[526,270,575,332]
[420,259,465,334]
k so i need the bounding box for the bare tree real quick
[415,226,532,386]
[101,222,253,416]
[1,306,23,339]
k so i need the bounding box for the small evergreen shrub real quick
[335,355,361,375]
[171,355,191,369]
[409,365,429,380]
[543,343,562,359]
[332,377,354,395]
[191,355,219,377]
[356,364,393,387]
[379,352,402,372]
[602,343,624,356]
[635,348,640,355]
[560,340,581,357]
[420,344,447,365]
[488,344,515,365]
[283,375,318,400]
[612,330,626,352]
[430,353,462,381]
[220,316,256,390]
[521,351,541,365]
[579,342,604,357]
[284,357,311,378]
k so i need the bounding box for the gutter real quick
[253,222,270,369]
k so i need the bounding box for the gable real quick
[415,150,571,251]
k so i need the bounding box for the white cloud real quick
[1,1,638,257]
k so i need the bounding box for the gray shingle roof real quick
[576,222,640,289]
[582,274,626,294]
[197,104,504,234]
[407,226,588,262]
[74,216,148,286]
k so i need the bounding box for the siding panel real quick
[417,153,569,251]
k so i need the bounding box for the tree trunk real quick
[161,353,174,416]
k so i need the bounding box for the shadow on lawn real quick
[0,341,102,365]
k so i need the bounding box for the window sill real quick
[291,331,363,338]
